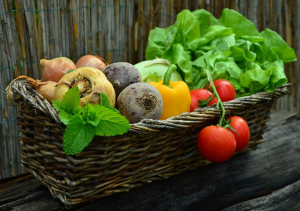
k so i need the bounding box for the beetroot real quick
[117,83,163,124]
[103,62,142,100]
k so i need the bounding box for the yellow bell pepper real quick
[149,64,191,120]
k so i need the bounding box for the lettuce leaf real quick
[145,8,297,95]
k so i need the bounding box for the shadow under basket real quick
[8,80,290,206]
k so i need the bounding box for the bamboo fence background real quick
[0,0,299,179]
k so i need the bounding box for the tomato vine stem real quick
[205,69,225,126]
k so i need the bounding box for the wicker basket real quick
[7,79,290,205]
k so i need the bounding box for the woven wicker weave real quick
[8,79,290,205]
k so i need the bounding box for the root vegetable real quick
[36,81,56,104]
[5,75,56,104]
[117,82,163,124]
[55,67,115,107]
[102,62,142,100]
[76,55,108,71]
[41,57,76,82]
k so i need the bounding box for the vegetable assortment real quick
[14,8,295,162]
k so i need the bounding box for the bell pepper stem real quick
[163,64,177,88]
[205,69,225,126]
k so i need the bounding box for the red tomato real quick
[210,79,236,102]
[190,89,217,112]
[228,116,250,152]
[197,126,236,163]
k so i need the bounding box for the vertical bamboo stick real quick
[296,0,300,115]
[23,0,39,79]
[0,6,11,179]
[39,0,48,60]
[91,0,97,55]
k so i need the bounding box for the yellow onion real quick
[36,81,56,104]
[76,55,108,71]
[41,57,76,82]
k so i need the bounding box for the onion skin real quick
[41,57,76,82]
[55,67,115,107]
[76,55,108,71]
[36,81,56,104]
[5,75,56,104]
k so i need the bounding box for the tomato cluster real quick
[197,116,250,163]
[190,79,236,112]
[190,79,250,163]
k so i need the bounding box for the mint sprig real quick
[52,88,131,155]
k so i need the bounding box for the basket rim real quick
[7,79,290,133]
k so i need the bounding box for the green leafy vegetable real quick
[145,8,297,96]
[52,88,130,155]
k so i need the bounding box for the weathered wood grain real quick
[223,180,300,211]
[0,174,43,205]
[0,111,299,211]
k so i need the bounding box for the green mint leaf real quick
[62,87,83,115]
[94,106,130,136]
[82,103,100,126]
[52,99,71,114]
[95,103,120,114]
[98,93,120,113]
[59,110,72,125]
[109,107,120,114]
[100,93,111,107]
[52,87,83,115]
[63,114,96,155]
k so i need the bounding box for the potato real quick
[117,83,163,124]
[103,62,142,100]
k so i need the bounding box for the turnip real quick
[117,83,163,124]
[103,62,142,99]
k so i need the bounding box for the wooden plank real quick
[1,191,66,211]
[223,180,300,211]
[0,174,42,205]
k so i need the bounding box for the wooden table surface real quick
[0,111,300,211]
